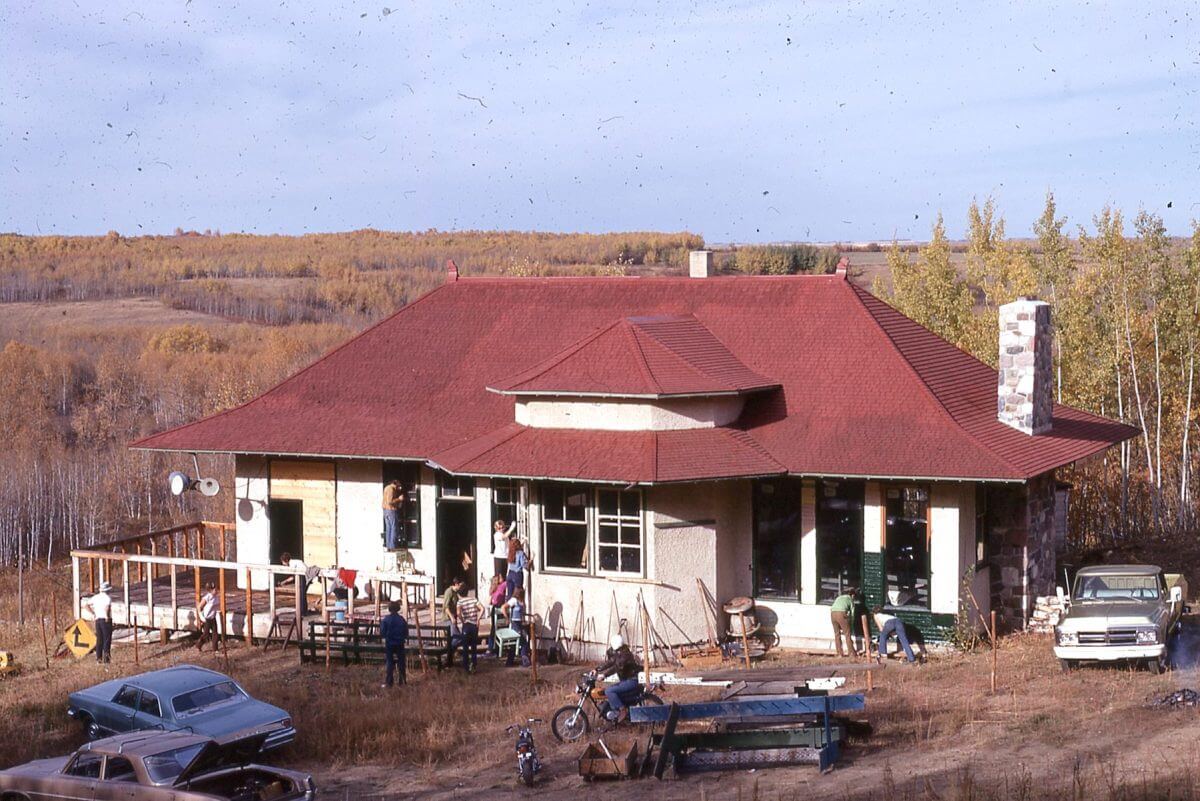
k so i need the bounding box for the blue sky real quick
[3,1,1198,242]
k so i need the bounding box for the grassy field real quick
[4,566,1200,800]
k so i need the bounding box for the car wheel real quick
[1148,655,1167,675]
[1058,659,1075,673]
[78,713,102,740]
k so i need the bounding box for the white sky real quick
[3,1,1199,241]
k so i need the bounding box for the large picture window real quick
[885,485,930,608]
[597,489,642,574]
[752,478,802,599]
[542,483,589,571]
[816,479,864,603]
[382,462,422,548]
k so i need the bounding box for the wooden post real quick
[244,568,254,645]
[373,580,381,622]
[146,553,155,629]
[150,539,158,582]
[122,561,131,621]
[293,565,303,631]
[135,544,142,584]
[89,559,96,595]
[990,610,998,693]
[198,525,206,561]
[412,601,429,673]
[268,572,277,624]
[530,616,539,684]
[324,616,331,672]
[218,568,227,648]
[39,612,50,670]
[52,590,60,635]
[72,557,81,620]
[861,613,872,661]
[642,602,652,688]
[218,525,227,562]
[866,668,874,693]
[322,575,330,624]
[170,568,179,630]
[737,611,752,670]
[193,565,202,618]
[132,613,140,667]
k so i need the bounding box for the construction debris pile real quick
[1150,688,1200,709]
[1029,595,1065,633]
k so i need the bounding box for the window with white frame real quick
[542,483,590,571]
[597,489,642,574]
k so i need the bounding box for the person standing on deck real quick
[383,479,405,550]
[505,536,528,599]
[443,577,464,666]
[380,601,409,687]
[456,593,483,673]
[829,587,859,658]
[492,519,515,578]
[280,552,308,616]
[83,582,114,664]
[196,582,220,651]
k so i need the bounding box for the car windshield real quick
[143,743,206,784]
[172,681,245,716]
[1073,574,1160,601]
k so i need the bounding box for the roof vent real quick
[689,250,713,279]
[446,259,459,282]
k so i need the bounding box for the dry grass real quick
[5,564,1200,799]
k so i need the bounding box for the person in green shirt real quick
[830,586,859,658]
[443,577,464,666]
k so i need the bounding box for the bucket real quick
[332,601,348,623]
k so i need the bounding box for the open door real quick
[269,500,303,565]
[436,473,476,593]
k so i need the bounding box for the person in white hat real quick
[595,634,643,723]
[84,581,114,664]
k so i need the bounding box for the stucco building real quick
[135,255,1135,650]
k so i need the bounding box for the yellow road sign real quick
[64,619,97,659]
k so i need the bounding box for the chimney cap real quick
[446,259,460,282]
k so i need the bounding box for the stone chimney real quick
[997,298,1053,435]
[446,258,459,282]
[689,250,713,278]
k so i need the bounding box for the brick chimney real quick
[997,298,1053,435]
[446,259,459,282]
[689,250,712,278]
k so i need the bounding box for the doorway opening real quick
[437,473,476,594]
[269,499,304,565]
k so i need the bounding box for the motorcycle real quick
[506,717,543,787]
[550,671,663,743]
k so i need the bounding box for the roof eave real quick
[484,385,781,400]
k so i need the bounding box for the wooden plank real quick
[679,663,885,682]
[653,703,681,780]
[630,695,865,724]
[244,567,254,645]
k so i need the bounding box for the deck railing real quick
[70,521,433,645]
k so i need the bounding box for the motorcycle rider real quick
[596,634,643,723]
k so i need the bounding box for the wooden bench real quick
[297,619,487,670]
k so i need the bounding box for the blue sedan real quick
[67,665,295,752]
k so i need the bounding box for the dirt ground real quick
[6,608,1200,801]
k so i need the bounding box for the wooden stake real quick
[737,611,752,670]
[866,668,874,693]
[39,612,50,670]
[530,617,538,684]
[324,615,331,673]
[412,601,429,673]
[244,567,254,645]
[218,568,227,648]
[990,610,998,693]
[51,591,59,635]
[642,602,652,687]
[861,613,872,661]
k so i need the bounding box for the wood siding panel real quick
[270,460,337,567]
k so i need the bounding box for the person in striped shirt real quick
[456,590,483,673]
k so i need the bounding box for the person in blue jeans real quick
[872,606,917,663]
[456,594,483,673]
[506,544,528,599]
[503,588,530,667]
[380,601,409,687]
[596,635,643,723]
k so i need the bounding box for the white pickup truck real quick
[1053,564,1188,674]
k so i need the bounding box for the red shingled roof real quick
[490,314,778,398]
[132,274,1137,483]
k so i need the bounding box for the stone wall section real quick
[987,471,1057,630]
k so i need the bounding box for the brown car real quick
[0,730,315,801]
